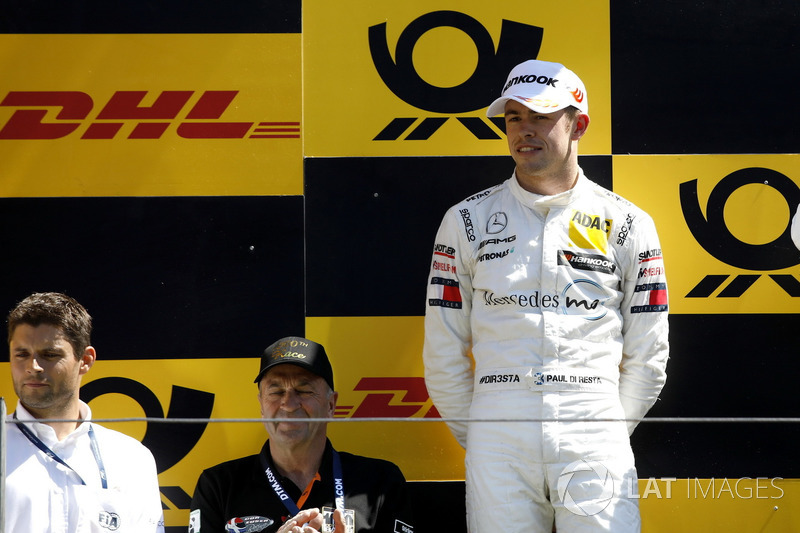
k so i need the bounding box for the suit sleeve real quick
[618,212,669,435]
[422,207,475,448]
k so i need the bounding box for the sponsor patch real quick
[477,248,514,262]
[569,210,612,254]
[478,235,516,250]
[638,265,665,278]
[638,248,663,263]
[531,372,604,386]
[558,250,617,275]
[632,282,668,313]
[433,243,455,259]
[616,213,636,245]
[459,208,476,242]
[429,277,462,309]
[478,373,521,384]
[486,212,508,234]
[224,516,274,533]
[432,260,456,274]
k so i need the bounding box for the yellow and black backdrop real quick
[1,1,798,531]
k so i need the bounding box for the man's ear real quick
[572,113,590,141]
[79,346,96,375]
[328,390,339,417]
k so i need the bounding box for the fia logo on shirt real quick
[98,511,121,530]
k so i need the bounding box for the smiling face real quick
[10,323,94,420]
[504,100,589,193]
[258,364,337,450]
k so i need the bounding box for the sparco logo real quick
[680,168,800,298]
[459,208,476,241]
[616,213,635,245]
[0,91,299,140]
[369,11,541,140]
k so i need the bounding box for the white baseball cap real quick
[486,59,588,117]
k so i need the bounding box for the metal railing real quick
[1,400,798,533]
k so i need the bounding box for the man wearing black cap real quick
[189,336,415,533]
[423,59,669,532]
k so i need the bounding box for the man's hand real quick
[278,508,346,533]
[278,509,324,533]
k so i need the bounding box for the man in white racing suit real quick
[423,59,669,533]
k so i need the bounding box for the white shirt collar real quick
[14,400,93,445]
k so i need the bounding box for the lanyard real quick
[261,447,345,517]
[14,412,108,489]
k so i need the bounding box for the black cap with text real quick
[254,336,334,390]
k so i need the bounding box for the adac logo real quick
[368,11,541,141]
[680,167,800,298]
[0,91,299,140]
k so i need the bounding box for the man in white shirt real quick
[4,292,165,533]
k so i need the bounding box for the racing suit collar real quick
[509,168,589,210]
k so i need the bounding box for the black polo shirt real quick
[190,439,415,532]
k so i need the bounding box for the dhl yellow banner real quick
[0,34,301,197]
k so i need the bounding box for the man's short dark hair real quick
[7,292,92,358]
[564,105,581,120]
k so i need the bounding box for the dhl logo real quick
[335,377,440,418]
[0,90,300,140]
